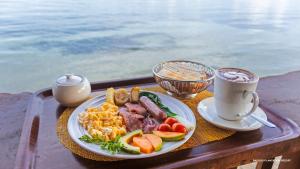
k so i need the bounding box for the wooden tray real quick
[14,77,300,169]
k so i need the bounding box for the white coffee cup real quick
[214,68,259,121]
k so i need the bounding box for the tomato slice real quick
[157,123,172,132]
[164,117,178,127]
[172,123,187,133]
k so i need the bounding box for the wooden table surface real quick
[1,71,300,169]
[0,92,32,169]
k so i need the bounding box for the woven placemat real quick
[56,87,236,161]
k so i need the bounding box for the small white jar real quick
[52,74,91,107]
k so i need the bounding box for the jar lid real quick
[56,74,83,86]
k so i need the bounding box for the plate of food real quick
[67,87,196,159]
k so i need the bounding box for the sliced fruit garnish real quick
[143,134,163,151]
[132,136,154,154]
[120,130,142,154]
[153,131,185,141]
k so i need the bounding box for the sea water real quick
[1,0,300,93]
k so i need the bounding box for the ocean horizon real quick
[1,0,300,93]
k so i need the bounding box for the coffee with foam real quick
[217,68,256,83]
[214,67,259,121]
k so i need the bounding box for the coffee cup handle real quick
[238,91,259,118]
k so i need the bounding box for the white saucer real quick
[197,97,267,131]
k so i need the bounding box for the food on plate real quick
[78,102,126,141]
[125,102,147,116]
[143,134,163,151]
[172,123,187,133]
[132,136,154,154]
[119,106,160,133]
[130,87,140,102]
[153,131,185,141]
[164,117,178,127]
[140,91,177,117]
[119,107,144,132]
[120,129,143,154]
[143,116,159,133]
[158,117,187,134]
[158,117,187,133]
[121,130,163,154]
[79,135,123,154]
[106,87,115,105]
[114,88,129,106]
[173,115,194,131]
[140,96,167,121]
[140,92,195,131]
[157,123,172,132]
[78,86,194,155]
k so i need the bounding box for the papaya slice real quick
[132,136,154,154]
[143,134,163,151]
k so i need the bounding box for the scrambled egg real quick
[78,102,126,141]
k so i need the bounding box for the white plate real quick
[197,97,266,131]
[68,92,196,159]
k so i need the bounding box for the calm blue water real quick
[1,0,300,93]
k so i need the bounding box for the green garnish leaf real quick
[79,135,92,142]
[100,135,123,154]
[140,91,177,117]
[79,135,123,154]
[79,135,102,144]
